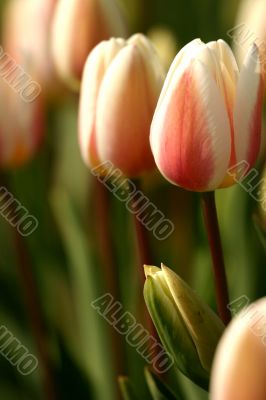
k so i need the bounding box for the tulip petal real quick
[96,43,160,176]
[51,0,126,89]
[234,43,263,175]
[144,274,209,388]
[210,298,266,400]
[156,39,204,110]
[150,58,231,191]
[78,39,125,167]
[207,40,239,84]
[161,265,224,371]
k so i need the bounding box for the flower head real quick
[144,264,224,389]
[150,39,264,191]
[79,34,165,177]
[51,0,127,90]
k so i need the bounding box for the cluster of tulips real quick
[1,0,266,399]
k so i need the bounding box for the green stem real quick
[201,191,231,325]
[13,229,57,400]
[132,179,152,283]
[131,179,162,360]
[0,174,57,400]
[92,176,126,377]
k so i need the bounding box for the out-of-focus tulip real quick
[210,297,266,400]
[3,0,61,97]
[150,39,264,192]
[78,34,165,177]
[0,80,44,168]
[148,26,178,69]
[233,0,266,69]
[51,0,127,91]
[144,264,224,389]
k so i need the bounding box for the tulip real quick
[51,0,127,90]
[0,79,44,168]
[78,34,165,177]
[148,26,178,69]
[150,39,264,191]
[3,0,60,97]
[210,297,266,400]
[232,0,266,69]
[144,264,224,389]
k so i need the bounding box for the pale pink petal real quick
[234,43,264,176]
[150,60,231,191]
[210,298,266,400]
[96,43,159,176]
[78,39,125,167]
[155,39,204,110]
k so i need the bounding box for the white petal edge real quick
[234,43,262,165]
[190,60,231,190]
[78,39,126,165]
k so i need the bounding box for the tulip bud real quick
[3,0,61,97]
[210,297,266,400]
[78,34,165,177]
[0,79,44,168]
[51,0,127,90]
[147,26,178,69]
[150,39,264,192]
[143,264,224,390]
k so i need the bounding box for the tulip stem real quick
[92,176,126,377]
[201,191,231,325]
[13,228,57,400]
[132,179,152,283]
[131,179,162,360]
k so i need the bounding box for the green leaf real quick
[118,376,140,400]
[51,187,116,400]
[144,367,181,400]
[253,215,266,253]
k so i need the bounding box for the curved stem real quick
[201,191,231,325]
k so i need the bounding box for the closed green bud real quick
[143,264,224,390]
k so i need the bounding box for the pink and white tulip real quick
[150,39,264,191]
[0,80,44,168]
[3,0,60,97]
[51,0,127,91]
[210,297,266,400]
[233,0,266,70]
[78,34,165,177]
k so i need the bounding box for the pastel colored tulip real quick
[144,264,224,389]
[232,0,266,69]
[3,0,60,97]
[210,297,266,400]
[148,26,178,69]
[150,39,264,191]
[51,0,127,91]
[78,34,165,177]
[0,79,44,168]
